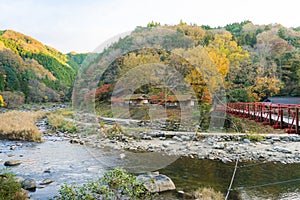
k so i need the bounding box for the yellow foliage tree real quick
[205,32,250,85]
[0,95,5,107]
[250,75,282,101]
[173,46,224,103]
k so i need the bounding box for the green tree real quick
[0,73,5,91]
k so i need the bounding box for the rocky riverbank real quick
[1,117,180,198]
[67,129,300,164]
[2,111,300,199]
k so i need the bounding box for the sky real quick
[0,0,299,53]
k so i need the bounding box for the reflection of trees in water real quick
[161,158,300,199]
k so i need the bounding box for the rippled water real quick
[0,135,180,199]
[1,136,300,199]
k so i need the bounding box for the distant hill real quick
[0,30,90,106]
[75,21,300,111]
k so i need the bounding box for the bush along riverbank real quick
[0,169,29,200]
[55,168,224,200]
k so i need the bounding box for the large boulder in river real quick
[137,173,176,193]
[22,178,36,190]
[4,159,21,166]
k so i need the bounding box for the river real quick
[1,135,300,199]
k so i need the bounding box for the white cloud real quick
[0,0,299,53]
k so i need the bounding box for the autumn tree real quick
[205,32,250,86]
[95,84,113,103]
[173,46,220,103]
[0,94,4,107]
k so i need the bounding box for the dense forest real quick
[75,21,300,110]
[0,30,88,107]
[1,21,300,108]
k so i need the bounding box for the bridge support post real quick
[247,104,250,119]
[260,105,263,122]
[253,104,256,120]
[269,105,272,126]
[280,109,283,129]
[296,107,299,134]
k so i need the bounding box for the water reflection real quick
[160,158,300,199]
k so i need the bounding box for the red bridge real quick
[226,102,300,134]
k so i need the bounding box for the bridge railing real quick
[227,102,300,134]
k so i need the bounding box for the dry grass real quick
[194,187,224,200]
[0,111,46,142]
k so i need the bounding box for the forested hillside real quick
[78,21,300,108]
[1,21,300,108]
[0,30,87,107]
[223,21,300,99]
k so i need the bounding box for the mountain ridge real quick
[0,29,88,107]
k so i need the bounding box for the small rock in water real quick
[120,153,126,159]
[10,145,16,150]
[4,160,21,166]
[177,190,194,199]
[22,178,36,190]
[198,155,205,160]
[16,142,22,146]
[146,171,159,175]
[43,169,51,173]
[40,178,54,185]
[222,157,232,163]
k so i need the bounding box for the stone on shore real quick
[137,173,176,193]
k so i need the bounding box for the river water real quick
[1,135,300,199]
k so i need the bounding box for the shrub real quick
[57,168,154,200]
[224,114,280,134]
[1,91,25,108]
[0,169,27,200]
[47,108,77,133]
[47,112,77,133]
